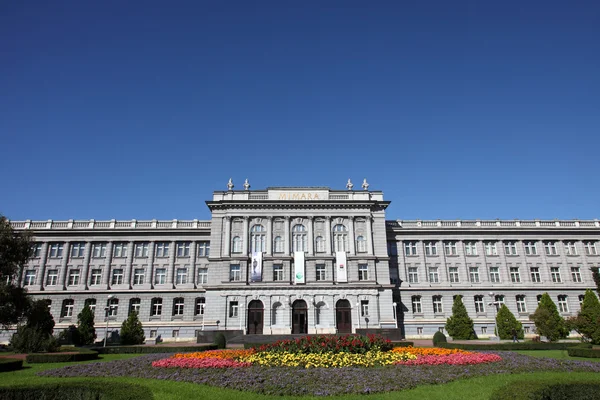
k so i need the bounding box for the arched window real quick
[195,297,205,315]
[333,224,347,252]
[272,302,282,325]
[251,225,265,252]
[356,236,366,252]
[292,224,307,252]
[232,236,241,253]
[274,236,284,253]
[151,298,162,316]
[315,236,325,253]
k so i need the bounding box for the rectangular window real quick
[545,241,558,256]
[551,267,562,283]
[150,330,157,338]
[197,268,208,284]
[49,243,64,258]
[134,242,149,258]
[176,267,188,285]
[68,269,80,286]
[464,242,477,256]
[425,241,437,256]
[90,269,102,286]
[92,243,106,258]
[516,295,527,313]
[360,300,369,317]
[195,298,205,315]
[229,301,239,318]
[273,265,284,281]
[133,268,145,285]
[485,242,498,256]
[62,300,74,318]
[558,295,569,313]
[489,266,500,283]
[111,269,124,285]
[481,326,487,334]
[155,268,166,285]
[530,267,541,283]
[24,270,36,286]
[129,299,141,315]
[510,267,521,283]
[564,241,577,256]
[504,241,517,256]
[444,242,457,256]
[494,295,505,310]
[408,267,419,284]
[411,296,422,313]
[173,298,185,316]
[316,264,326,281]
[197,241,210,257]
[417,327,423,335]
[584,241,598,256]
[432,296,443,313]
[428,266,439,283]
[151,299,163,316]
[176,242,190,257]
[113,242,128,258]
[524,241,538,256]
[172,330,179,338]
[358,264,369,281]
[230,265,241,281]
[449,267,459,283]
[571,267,582,282]
[474,295,485,313]
[46,269,58,286]
[32,243,43,258]
[469,267,480,283]
[107,298,118,316]
[404,241,417,256]
[70,242,86,258]
[156,242,170,258]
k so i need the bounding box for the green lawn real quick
[0,352,598,400]
[515,349,600,361]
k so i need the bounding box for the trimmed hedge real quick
[92,344,217,354]
[0,381,153,400]
[392,341,415,348]
[568,347,600,358]
[490,380,600,400]
[26,350,98,363]
[0,358,23,372]
[438,342,590,351]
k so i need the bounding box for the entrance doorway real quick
[247,300,264,334]
[336,299,352,333]
[292,300,308,334]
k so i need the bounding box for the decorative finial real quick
[227,178,234,191]
[362,178,369,191]
[346,179,353,191]
[243,178,250,191]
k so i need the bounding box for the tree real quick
[77,304,97,345]
[120,311,145,345]
[529,293,570,342]
[445,296,476,339]
[591,267,600,296]
[10,299,58,353]
[567,289,600,344]
[495,304,523,340]
[0,215,33,329]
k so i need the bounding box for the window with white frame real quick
[333,224,348,252]
[411,296,422,313]
[564,241,577,256]
[61,299,74,318]
[24,270,36,286]
[32,243,43,258]
[176,242,190,257]
[530,267,541,282]
[70,242,85,258]
[404,241,418,256]
[111,269,124,285]
[551,266,562,283]
[46,269,58,286]
[485,241,498,256]
[85,298,96,314]
[197,241,210,257]
[474,295,485,313]
[156,242,170,257]
[432,295,443,313]
[571,266,582,282]
[360,300,369,317]
[315,236,325,253]
[316,264,326,281]
[464,242,477,256]
[230,265,241,281]
[232,236,242,253]
[516,295,527,313]
[107,298,118,316]
[408,267,419,283]
[356,236,367,253]
[195,297,205,315]
[510,267,521,283]
[133,268,145,285]
[358,264,369,281]
[90,269,102,286]
[425,241,437,256]
[494,295,505,310]
[444,241,457,256]
[469,266,480,283]
[274,236,284,253]
[579,295,585,308]
[68,269,80,286]
[524,241,538,255]
[129,298,141,315]
[584,241,597,256]
[557,295,569,313]
[197,268,208,284]
[504,241,518,256]
[229,301,239,318]
[113,242,128,258]
[428,266,439,283]
[537,294,543,304]
[175,267,188,285]
[417,327,423,335]
[252,225,266,253]
[544,241,558,256]
[151,298,162,316]
[273,264,284,281]
[489,266,501,283]
[449,266,459,283]
[134,242,149,258]
[292,224,306,252]
[155,268,166,285]
[92,243,106,258]
[173,298,185,316]
[49,243,64,258]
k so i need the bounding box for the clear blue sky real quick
[1,1,599,222]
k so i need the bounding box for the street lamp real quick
[392,302,398,329]
[488,292,500,341]
[104,295,114,347]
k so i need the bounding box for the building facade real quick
[4,183,600,343]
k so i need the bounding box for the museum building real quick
[4,180,600,343]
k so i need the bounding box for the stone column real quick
[167,241,176,287]
[125,241,134,288]
[81,242,92,289]
[307,216,314,255]
[224,217,231,256]
[284,216,290,256]
[37,242,49,288]
[60,242,71,289]
[102,242,113,288]
[148,241,155,288]
[243,217,249,255]
[190,240,197,287]
[366,216,374,255]
[325,218,332,255]
[266,217,273,256]
[348,217,356,255]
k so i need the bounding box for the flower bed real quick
[152,357,251,368]
[396,353,502,366]
[255,334,393,354]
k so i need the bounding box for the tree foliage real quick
[77,304,97,345]
[119,311,145,345]
[529,293,570,342]
[495,304,523,340]
[567,289,600,344]
[445,296,477,339]
[10,299,58,353]
[591,267,600,296]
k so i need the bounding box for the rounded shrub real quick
[433,331,447,346]
[214,333,227,349]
